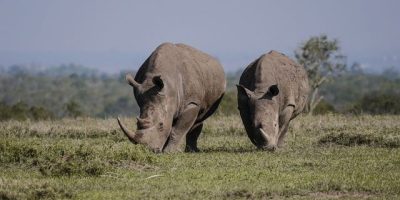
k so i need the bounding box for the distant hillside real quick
[0,64,99,77]
[0,64,399,120]
[0,64,138,118]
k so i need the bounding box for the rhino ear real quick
[236,84,253,99]
[263,84,279,99]
[152,75,164,90]
[126,74,141,89]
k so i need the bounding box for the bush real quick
[0,102,55,121]
[216,91,238,116]
[10,102,30,121]
[350,93,400,114]
[319,132,400,148]
[64,100,84,118]
[313,99,336,115]
[30,106,54,120]
[0,103,12,121]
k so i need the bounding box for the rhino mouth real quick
[258,128,277,152]
[117,117,169,152]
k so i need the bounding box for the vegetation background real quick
[1,50,400,120]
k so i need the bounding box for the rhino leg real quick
[163,104,200,153]
[185,123,203,152]
[277,106,294,148]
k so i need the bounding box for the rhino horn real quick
[126,74,141,89]
[259,128,271,142]
[117,117,138,144]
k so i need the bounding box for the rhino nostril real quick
[137,119,151,129]
[153,148,162,153]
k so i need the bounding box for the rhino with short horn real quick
[118,43,226,153]
[237,50,309,151]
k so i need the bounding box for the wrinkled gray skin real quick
[237,50,309,151]
[118,43,226,153]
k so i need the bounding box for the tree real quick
[349,62,363,75]
[295,35,346,114]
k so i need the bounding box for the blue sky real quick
[0,0,399,73]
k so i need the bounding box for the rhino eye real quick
[157,92,166,97]
[159,122,164,131]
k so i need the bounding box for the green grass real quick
[1,114,400,199]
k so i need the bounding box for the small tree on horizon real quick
[295,34,346,114]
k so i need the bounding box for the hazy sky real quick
[0,0,399,73]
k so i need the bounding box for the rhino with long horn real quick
[237,50,310,151]
[118,43,226,153]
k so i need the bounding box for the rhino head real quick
[237,84,280,151]
[117,74,175,153]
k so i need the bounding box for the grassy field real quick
[1,114,400,199]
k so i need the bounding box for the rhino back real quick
[239,50,309,116]
[135,43,226,116]
[175,43,226,105]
